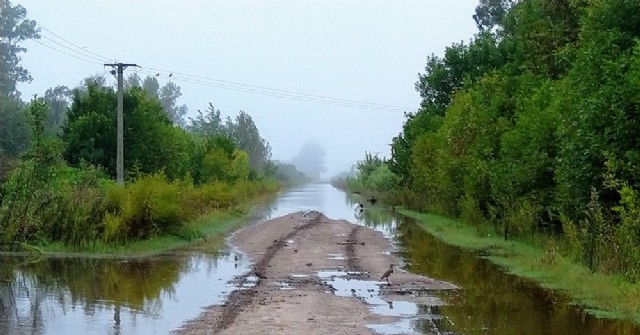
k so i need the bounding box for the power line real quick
[137,68,407,113]
[33,40,104,65]
[37,23,112,62]
[39,33,108,63]
[32,25,412,113]
[143,66,412,111]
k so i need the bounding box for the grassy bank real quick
[39,210,243,257]
[12,192,276,258]
[402,210,640,323]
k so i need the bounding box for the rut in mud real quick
[212,211,325,331]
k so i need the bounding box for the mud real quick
[176,211,456,335]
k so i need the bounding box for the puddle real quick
[317,270,447,335]
[327,253,346,260]
[272,282,295,290]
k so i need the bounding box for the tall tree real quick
[137,75,187,127]
[62,83,190,179]
[0,93,27,156]
[0,0,39,97]
[43,85,71,134]
[159,81,188,127]
[473,0,516,32]
[225,110,271,170]
[290,140,326,180]
[188,103,224,137]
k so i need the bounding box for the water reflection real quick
[0,246,251,335]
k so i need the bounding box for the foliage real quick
[0,0,40,97]
[0,92,277,249]
[42,85,71,134]
[132,75,188,127]
[0,93,28,156]
[272,161,308,185]
[62,84,191,180]
[187,103,225,137]
[225,110,272,170]
[362,0,640,281]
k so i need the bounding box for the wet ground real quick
[178,211,455,334]
[1,183,640,335]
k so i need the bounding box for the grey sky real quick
[15,0,479,177]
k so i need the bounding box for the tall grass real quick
[403,210,640,323]
[0,163,278,250]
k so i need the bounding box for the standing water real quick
[0,183,638,335]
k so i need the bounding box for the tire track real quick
[213,211,324,332]
[345,225,363,272]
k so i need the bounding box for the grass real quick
[38,209,247,258]
[401,209,640,323]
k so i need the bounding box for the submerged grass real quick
[401,210,640,323]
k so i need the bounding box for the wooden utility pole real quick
[104,62,137,185]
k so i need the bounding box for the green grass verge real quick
[38,209,248,258]
[401,210,640,323]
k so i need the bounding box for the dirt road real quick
[177,211,456,335]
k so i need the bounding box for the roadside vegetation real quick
[337,0,640,320]
[0,1,304,253]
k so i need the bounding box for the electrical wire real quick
[37,23,112,62]
[137,68,407,113]
[33,40,104,66]
[142,66,412,111]
[32,24,411,113]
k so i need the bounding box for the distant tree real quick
[473,0,516,32]
[124,72,141,89]
[43,85,71,134]
[0,0,40,97]
[225,111,271,170]
[141,75,160,97]
[290,140,327,180]
[159,81,188,127]
[273,161,308,185]
[0,94,28,156]
[188,103,225,137]
[81,74,107,88]
[136,75,187,127]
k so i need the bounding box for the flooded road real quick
[1,183,639,334]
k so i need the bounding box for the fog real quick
[15,0,479,177]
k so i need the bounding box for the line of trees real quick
[348,0,640,281]
[0,0,304,249]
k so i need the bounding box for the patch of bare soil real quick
[176,211,456,335]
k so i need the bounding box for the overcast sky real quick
[15,0,479,177]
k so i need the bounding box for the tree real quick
[473,0,516,32]
[62,83,190,180]
[188,103,224,137]
[43,85,71,134]
[290,140,327,180]
[0,0,40,97]
[136,75,187,127]
[0,94,28,157]
[159,81,188,127]
[225,111,271,170]
[141,75,160,97]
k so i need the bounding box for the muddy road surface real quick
[177,211,456,335]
